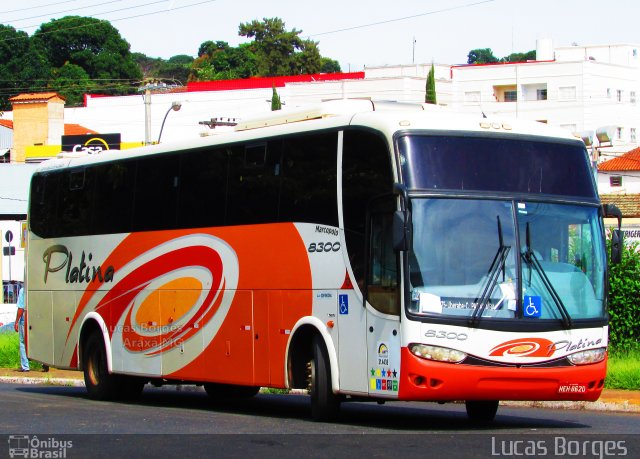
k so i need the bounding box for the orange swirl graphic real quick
[489,337,557,357]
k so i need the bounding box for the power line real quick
[11,0,168,30]
[307,0,496,38]
[0,0,219,43]
[0,0,78,15]
[6,0,123,25]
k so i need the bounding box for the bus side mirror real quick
[610,228,623,265]
[603,203,622,221]
[603,203,623,264]
[393,210,412,252]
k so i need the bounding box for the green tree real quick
[190,41,256,81]
[320,57,341,73]
[607,239,640,353]
[32,16,141,95]
[425,63,437,104]
[294,39,322,75]
[238,17,321,76]
[467,48,499,64]
[271,85,282,110]
[501,50,536,63]
[49,63,90,107]
[0,25,50,110]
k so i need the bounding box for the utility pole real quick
[144,87,152,145]
[138,80,181,145]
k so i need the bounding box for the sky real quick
[5,0,640,72]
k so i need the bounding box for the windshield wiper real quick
[469,216,510,326]
[522,223,572,328]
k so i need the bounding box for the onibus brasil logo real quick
[8,435,73,458]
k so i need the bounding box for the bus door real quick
[365,206,401,398]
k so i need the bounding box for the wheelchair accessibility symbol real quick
[524,295,542,318]
[339,294,349,315]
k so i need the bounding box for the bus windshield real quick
[407,199,606,322]
[399,134,605,324]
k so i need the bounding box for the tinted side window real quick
[133,154,180,231]
[29,172,61,239]
[342,129,393,286]
[58,168,95,237]
[226,143,281,226]
[279,132,338,226]
[368,200,400,315]
[178,147,229,228]
[92,162,135,235]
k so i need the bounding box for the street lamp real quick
[157,101,182,144]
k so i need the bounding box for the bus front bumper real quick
[398,347,607,402]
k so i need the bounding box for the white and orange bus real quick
[26,100,621,421]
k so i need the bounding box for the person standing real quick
[14,287,29,372]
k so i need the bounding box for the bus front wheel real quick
[465,400,499,422]
[308,335,340,421]
[83,333,118,401]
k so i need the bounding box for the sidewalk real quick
[0,367,638,413]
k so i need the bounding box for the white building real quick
[450,40,640,156]
[1,40,635,156]
[598,147,640,244]
[63,69,453,146]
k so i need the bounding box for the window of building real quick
[617,90,623,102]
[493,85,517,102]
[632,128,637,143]
[559,86,577,101]
[610,176,622,187]
[504,90,517,102]
[631,91,636,104]
[464,91,481,105]
[521,83,547,101]
[607,88,612,98]
[617,127,624,140]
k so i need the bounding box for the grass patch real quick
[0,331,44,371]
[0,332,21,369]
[606,348,640,390]
[260,387,291,395]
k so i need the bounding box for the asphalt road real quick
[0,383,638,458]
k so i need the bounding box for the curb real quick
[1,375,638,413]
[0,376,84,387]
[501,399,640,413]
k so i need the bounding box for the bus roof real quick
[36,100,582,172]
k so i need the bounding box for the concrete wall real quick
[597,170,640,194]
[11,97,65,163]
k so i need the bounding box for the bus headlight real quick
[567,347,606,365]
[409,343,467,363]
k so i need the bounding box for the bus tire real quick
[465,400,499,422]
[308,335,340,421]
[204,383,260,400]
[83,333,118,401]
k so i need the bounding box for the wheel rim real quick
[87,352,100,387]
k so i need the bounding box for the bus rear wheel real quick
[308,335,340,421]
[83,333,118,401]
[465,400,499,422]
